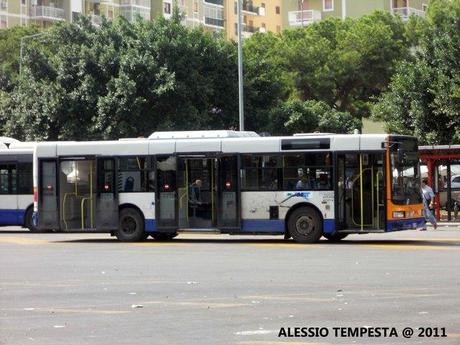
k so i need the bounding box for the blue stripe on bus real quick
[242,219,285,232]
[323,219,335,234]
[0,209,26,225]
[145,219,157,232]
[386,218,425,232]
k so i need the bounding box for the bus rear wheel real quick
[25,207,40,233]
[287,207,323,243]
[323,233,348,242]
[151,232,178,241]
[117,208,146,242]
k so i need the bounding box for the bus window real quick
[241,155,281,191]
[17,163,32,194]
[0,164,9,194]
[283,153,333,190]
[117,156,149,192]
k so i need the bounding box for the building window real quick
[422,3,428,11]
[275,6,280,14]
[323,0,333,11]
[0,15,7,29]
[194,1,198,13]
[21,0,26,4]
[164,2,171,14]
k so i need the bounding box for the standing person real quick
[421,178,437,230]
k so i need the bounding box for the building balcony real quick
[392,7,426,20]
[204,0,224,7]
[288,10,322,26]
[204,16,224,28]
[234,1,261,16]
[30,5,66,21]
[120,0,151,8]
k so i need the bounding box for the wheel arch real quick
[23,203,34,227]
[119,203,145,223]
[284,202,324,236]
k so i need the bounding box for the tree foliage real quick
[372,0,460,144]
[0,13,239,140]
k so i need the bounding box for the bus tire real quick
[287,207,323,243]
[117,208,146,242]
[25,207,40,233]
[323,233,348,242]
[151,232,178,241]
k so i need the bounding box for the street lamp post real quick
[19,32,48,77]
[301,0,304,26]
[237,0,244,131]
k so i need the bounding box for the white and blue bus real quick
[0,138,36,231]
[32,131,425,242]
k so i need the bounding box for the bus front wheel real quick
[117,208,146,242]
[287,207,323,244]
[323,233,348,242]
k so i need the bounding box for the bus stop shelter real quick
[419,145,460,221]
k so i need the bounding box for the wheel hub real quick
[121,217,137,234]
[296,215,314,235]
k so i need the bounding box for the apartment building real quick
[0,0,429,34]
[283,0,429,27]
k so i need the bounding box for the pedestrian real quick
[421,178,437,230]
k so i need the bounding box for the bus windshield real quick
[390,137,422,205]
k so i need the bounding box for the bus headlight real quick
[393,211,405,218]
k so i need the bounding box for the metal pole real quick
[237,0,244,131]
[301,0,304,26]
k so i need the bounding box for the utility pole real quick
[237,0,244,131]
[301,0,304,26]
[20,32,48,77]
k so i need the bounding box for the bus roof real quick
[33,133,412,158]
[148,130,259,139]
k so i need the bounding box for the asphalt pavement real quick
[1,226,459,345]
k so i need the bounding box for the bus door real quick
[38,159,59,230]
[58,158,97,230]
[155,155,178,230]
[95,158,118,230]
[216,155,240,230]
[337,153,384,231]
[177,156,215,229]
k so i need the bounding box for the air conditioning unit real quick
[258,7,266,16]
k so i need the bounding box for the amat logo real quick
[286,192,311,199]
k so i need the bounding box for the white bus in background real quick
[32,131,425,243]
[0,138,36,231]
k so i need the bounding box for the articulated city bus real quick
[0,138,36,231]
[32,131,425,243]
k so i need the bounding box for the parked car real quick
[440,175,460,209]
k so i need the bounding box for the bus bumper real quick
[386,217,425,232]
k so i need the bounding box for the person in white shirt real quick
[421,178,437,230]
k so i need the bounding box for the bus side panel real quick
[119,192,156,232]
[0,195,19,225]
[240,191,335,234]
[17,195,33,225]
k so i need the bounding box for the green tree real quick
[0,25,41,91]
[373,0,460,144]
[0,12,239,140]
